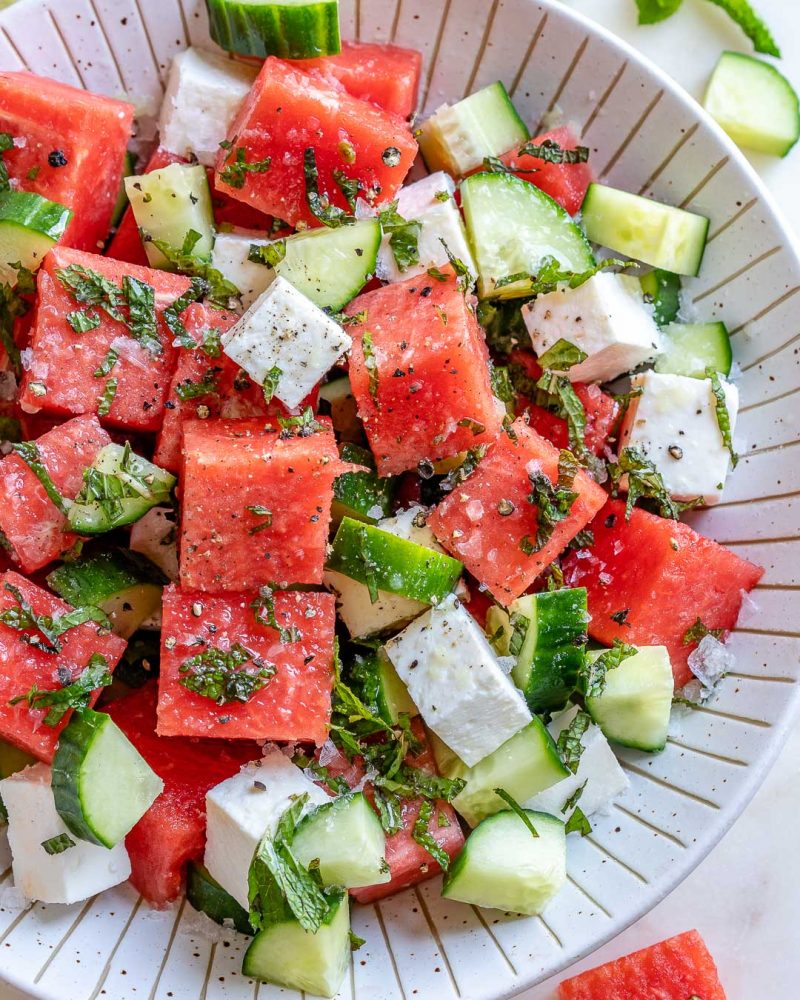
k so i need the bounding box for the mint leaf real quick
[536,338,588,371]
[556,710,592,774]
[706,368,738,467]
[12,441,68,514]
[411,798,452,868]
[493,788,539,838]
[608,446,703,521]
[525,449,580,552]
[705,0,779,56]
[41,833,76,855]
[580,640,638,699]
[0,582,110,655]
[178,642,276,705]
[564,805,592,836]
[378,201,421,273]
[303,147,356,228]
[634,0,683,24]
[9,654,112,726]
[248,240,286,268]
[683,617,724,645]
[516,138,590,163]
[219,145,272,189]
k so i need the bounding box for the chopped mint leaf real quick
[411,798,452,869]
[56,263,127,324]
[121,275,161,356]
[556,710,592,774]
[66,309,101,333]
[525,449,579,552]
[580,640,638,699]
[93,347,118,378]
[178,642,276,705]
[683,617,724,645]
[246,505,273,535]
[162,277,207,344]
[373,787,404,835]
[12,441,68,513]
[303,147,356,228]
[706,367,738,467]
[0,583,110,655]
[457,417,486,435]
[536,338,588,371]
[517,138,590,164]
[378,201,421,272]
[561,780,587,815]
[97,377,118,417]
[148,239,240,307]
[0,132,14,191]
[9,653,112,726]
[493,788,539,837]
[608,446,703,521]
[534,369,589,459]
[564,805,592,836]
[634,0,683,24]
[219,145,272,189]
[251,586,302,643]
[174,368,219,401]
[508,611,530,658]
[262,365,282,404]
[41,833,76,855]
[633,0,778,55]
[276,407,324,437]
[497,254,634,297]
[440,239,475,294]
[248,240,286,268]
[349,930,366,951]
[362,329,379,402]
[333,169,359,211]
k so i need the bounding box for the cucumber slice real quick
[585,645,674,752]
[461,172,595,299]
[333,443,395,526]
[430,719,569,827]
[442,809,566,914]
[291,792,390,888]
[509,589,588,714]
[654,321,732,378]
[704,51,800,158]
[418,82,529,176]
[581,183,709,277]
[51,708,164,848]
[326,516,462,605]
[207,0,341,59]
[324,568,427,639]
[187,862,254,935]
[47,550,165,640]
[0,190,72,282]
[639,268,681,326]
[125,163,215,269]
[242,888,350,996]
[347,648,418,725]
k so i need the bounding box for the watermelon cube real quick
[497,126,594,216]
[214,57,417,228]
[563,499,763,688]
[157,585,336,743]
[429,418,607,605]
[345,270,504,475]
[107,684,260,905]
[0,71,134,252]
[558,928,727,999]
[0,570,126,762]
[179,416,341,591]
[0,413,111,572]
[19,247,191,432]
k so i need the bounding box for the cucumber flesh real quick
[0,190,72,282]
[581,183,709,277]
[639,268,681,326]
[654,321,732,378]
[318,374,364,445]
[461,172,595,299]
[207,0,341,60]
[704,51,800,157]
[585,645,674,752]
[324,568,427,639]
[332,442,395,525]
[51,708,164,848]
[187,862,253,935]
[242,888,350,996]
[347,648,418,725]
[430,719,569,827]
[443,810,566,915]
[419,81,529,176]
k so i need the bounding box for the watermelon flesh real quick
[497,125,594,216]
[558,929,727,999]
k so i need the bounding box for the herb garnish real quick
[303,148,356,228]
[9,653,112,726]
[12,441,68,513]
[706,368,738,467]
[412,799,452,869]
[536,338,588,371]
[248,240,287,268]
[246,505,273,534]
[362,330,379,401]
[332,169,359,211]
[219,143,272,189]
[179,643,276,705]
[66,309,101,333]
[608,446,703,521]
[508,611,530,658]
[525,449,579,552]
[0,582,110,654]
[0,265,34,375]
[378,201,421,272]
[564,805,592,836]
[556,710,592,774]
[517,138,590,163]
[174,368,219,401]
[494,788,539,837]
[123,275,161,355]
[42,833,76,855]
[579,640,637,698]
[276,407,324,437]
[251,586,301,643]
[148,232,240,306]
[683,618,724,645]
[495,254,634,296]
[262,365,282,404]
[632,0,779,57]
[0,132,14,190]
[97,378,118,417]
[439,239,475,294]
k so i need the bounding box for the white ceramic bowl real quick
[0,1,798,998]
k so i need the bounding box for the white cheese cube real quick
[211,232,275,311]
[204,752,328,910]
[385,595,532,766]
[379,504,445,551]
[0,763,131,905]
[522,272,661,383]
[523,705,628,818]
[221,276,351,410]
[158,47,257,167]
[376,173,475,283]
[619,370,739,505]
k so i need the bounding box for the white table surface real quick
[520,2,800,997]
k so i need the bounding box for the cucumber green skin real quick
[327,516,463,605]
[47,549,164,608]
[51,709,112,847]
[208,0,341,60]
[333,445,395,525]
[187,863,254,935]
[67,497,161,534]
[511,589,588,714]
[0,190,73,282]
[640,268,681,326]
[654,321,733,378]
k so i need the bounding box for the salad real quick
[0,1,767,996]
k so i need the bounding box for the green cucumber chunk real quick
[187,862,254,935]
[704,51,800,158]
[0,190,72,282]
[443,809,566,915]
[581,182,709,277]
[326,516,462,605]
[639,268,681,326]
[419,81,530,176]
[51,708,164,848]
[333,443,395,525]
[430,720,569,827]
[461,172,595,299]
[347,648,418,725]
[654,321,732,378]
[510,589,588,714]
[125,163,215,269]
[207,0,341,59]
[242,887,350,996]
[291,792,389,888]
[585,645,674,752]
[47,549,164,640]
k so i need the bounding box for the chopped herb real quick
[66,309,101,333]
[354,523,381,603]
[457,417,486,435]
[536,338,588,371]
[440,446,486,492]
[303,147,356,228]
[633,0,779,56]
[26,165,40,181]
[97,377,117,417]
[561,781,587,815]
[219,145,272,189]
[411,798,452,869]
[493,788,539,837]
[434,190,451,202]
[579,640,638,698]
[251,586,301,643]
[556,710,592,774]
[0,264,33,374]
[517,138,590,163]
[349,930,366,951]
[476,298,530,356]
[437,810,451,828]
[362,330,379,401]
[248,240,286,268]
[706,367,738,467]
[0,583,110,655]
[246,505,273,534]
[56,264,127,324]
[564,805,592,837]
[179,642,276,705]
[9,653,112,726]
[70,442,174,529]
[122,275,161,355]
[534,369,589,459]
[42,833,76,855]
[434,304,448,326]
[332,169,359,211]
[0,132,14,190]
[174,368,219,401]
[12,441,67,513]
[373,787,404,834]
[489,364,515,407]
[440,239,475,294]
[262,365,282,404]
[426,265,448,282]
[525,449,579,551]
[378,201,421,272]
[495,254,634,296]
[482,154,540,175]
[683,617,724,645]
[508,611,530,658]
[608,446,703,521]
[276,407,324,437]
[162,277,207,343]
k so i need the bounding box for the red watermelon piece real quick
[179,416,342,591]
[0,570,126,762]
[0,414,111,572]
[429,418,607,605]
[0,71,133,252]
[563,499,764,688]
[157,585,336,743]
[214,57,417,228]
[19,247,190,432]
[497,125,594,216]
[107,684,260,905]
[345,269,504,476]
[558,929,727,999]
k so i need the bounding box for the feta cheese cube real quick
[204,752,328,909]
[0,763,131,904]
[619,370,739,505]
[523,705,628,818]
[211,232,275,310]
[385,595,532,766]
[221,276,351,410]
[522,272,661,383]
[376,173,476,283]
[158,47,257,167]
